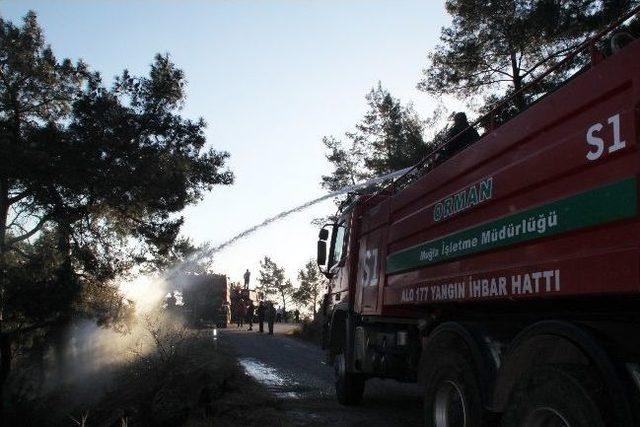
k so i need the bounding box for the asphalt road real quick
[219,323,423,426]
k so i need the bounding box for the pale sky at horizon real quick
[1,1,452,287]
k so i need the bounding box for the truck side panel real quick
[353,41,640,316]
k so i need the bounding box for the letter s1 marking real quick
[586,122,604,161]
[607,113,626,153]
[586,113,626,161]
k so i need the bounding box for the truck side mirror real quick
[317,240,327,266]
[317,224,334,277]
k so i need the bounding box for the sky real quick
[0,0,451,286]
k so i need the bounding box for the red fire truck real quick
[317,14,640,427]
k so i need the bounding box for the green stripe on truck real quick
[386,177,638,274]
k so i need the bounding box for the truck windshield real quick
[331,224,347,267]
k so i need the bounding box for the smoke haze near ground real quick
[40,276,174,392]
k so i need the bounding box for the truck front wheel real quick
[335,353,365,405]
[501,365,606,427]
[423,351,484,427]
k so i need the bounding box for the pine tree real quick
[0,12,233,403]
[293,260,326,319]
[321,83,428,193]
[258,257,293,312]
[418,0,639,117]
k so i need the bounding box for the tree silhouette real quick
[258,256,293,313]
[293,260,326,319]
[0,12,233,405]
[418,0,640,119]
[321,83,428,194]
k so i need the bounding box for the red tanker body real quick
[317,29,640,427]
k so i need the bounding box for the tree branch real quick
[443,79,514,93]
[20,95,74,113]
[520,43,582,80]
[7,190,29,205]
[6,215,50,246]
[485,66,514,78]
[7,245,31,260]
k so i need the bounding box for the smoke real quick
[37,275,175,395]
[120,274,171,313]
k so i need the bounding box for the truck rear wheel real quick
[501,365,606,427]
[335,353,365,405]
[423,351,484,427]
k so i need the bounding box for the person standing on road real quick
[257,300,265,333]
[266,301,276,335]
[294,309,300,323]
[246,301,255,331]
[236,301,246,328]
[218,302,230,328]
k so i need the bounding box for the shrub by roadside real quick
[291,318,323,346]
[7,316,288,426]
[91,333,286,426]
[84,324,289,426]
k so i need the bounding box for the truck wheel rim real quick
[524,407,570,427]
[433,379,467,427]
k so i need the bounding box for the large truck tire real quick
[501,365,606,427]
[335,353,365,405]
[423,350,484,427]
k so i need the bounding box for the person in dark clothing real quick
[257,301,265,333]
[244,269,251,289]
[266,302,276,335]
[439,112,480,159]
[165,292,177,311]
[246,301,255,331]
[294,309,300,323]
[236,302,246,328]
[218,302,230,328]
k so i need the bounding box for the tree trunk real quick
[312,289,318,320]
[0,333,12,417]
[510,50,527,112]
[1,90,22,420]
[0,178,10,420]
[0,177,9,312]
[56,219,73,288]
[281,292,286,315]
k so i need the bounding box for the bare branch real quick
[7,190,29,204]
[8,220,28,235]
[444,79,514,92]
[6,215,50,246]
[485,66,514,78]
[520,43,582,80]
